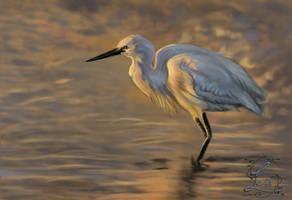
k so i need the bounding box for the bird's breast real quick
[128,63,153,97]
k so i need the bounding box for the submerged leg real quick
[194,112,212,165]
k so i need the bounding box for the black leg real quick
[195,118,207,137]
[196,112,212,165]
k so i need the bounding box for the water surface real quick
[0,1,292,199]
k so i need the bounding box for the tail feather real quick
[239,91,265,115]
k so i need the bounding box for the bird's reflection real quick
[175,159,208,200]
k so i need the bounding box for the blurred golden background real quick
[0,0,291,199]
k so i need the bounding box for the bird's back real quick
[154,44,223,70]
[153,44,266,115]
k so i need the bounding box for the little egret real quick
[86,35,266,166]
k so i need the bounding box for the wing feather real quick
[166,53,266,114]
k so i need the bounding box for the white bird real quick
[86,35,266,166]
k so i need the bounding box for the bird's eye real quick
[121,45,128,52]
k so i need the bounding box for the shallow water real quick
[0,1,292,199]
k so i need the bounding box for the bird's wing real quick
[166,53,266,114]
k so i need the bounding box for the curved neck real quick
[132,48,155,74]
[128,48,156,96]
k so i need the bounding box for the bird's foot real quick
[191,156,207,171]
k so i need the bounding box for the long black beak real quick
[86,48,123,62]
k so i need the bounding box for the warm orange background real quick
[0,0,291,199]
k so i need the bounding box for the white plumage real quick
[86,35,266,166]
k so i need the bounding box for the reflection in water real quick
[176,162,202,200]
[0,0,292,199]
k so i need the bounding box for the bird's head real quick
[86,35,154,62]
